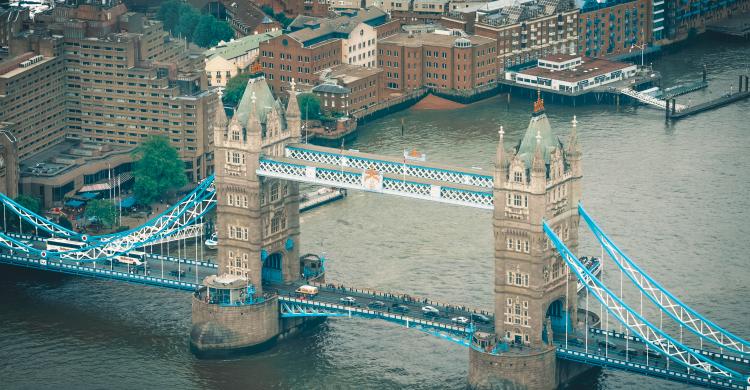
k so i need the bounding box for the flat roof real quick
[0,56,55,78]
[380,32,495,47]
[517,57,634,83]
[20,139,134,178]
[539,53,581,63]
[326,63,381,81]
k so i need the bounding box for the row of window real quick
[228,225,250,241]
[507,238,531,253]
[227,194,249,208]
[507,271,530,287]
[504,298,530,327]
[506,192,529,208]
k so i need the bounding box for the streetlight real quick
[629,32,646,68]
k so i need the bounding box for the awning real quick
[78,183,110,193]
[80,192,99,199]
[119,196,136,208]
[65,199,85,208]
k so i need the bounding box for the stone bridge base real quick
[468,347,594,390]
[190,294,327,358]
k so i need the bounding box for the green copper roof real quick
[516,111,557,168]
[234,78,283,128]
[203,31,281,61]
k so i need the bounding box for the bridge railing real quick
[307,280,494,319]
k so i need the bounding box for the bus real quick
[45,238,86,252]
[46,238,146,268]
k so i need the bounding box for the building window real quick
[514,171,523,182]
[271,183,279,201]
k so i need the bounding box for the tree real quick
[156,0,182,33]
[85,199,117,228]
[57,216,73,230]
[176,4,200,41]
[223,73,253,107]
[131,136,188,205]
[15,194,40,214]
[298,93,322,120]
[192,14,215,48]
[209,19,234,46]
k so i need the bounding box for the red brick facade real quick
[260,35,342,94]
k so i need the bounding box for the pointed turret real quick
[246,91,262,151]
[286,78,301,140]
[567,115,582,179]
[494,126,508,188]
[530,129,546,193]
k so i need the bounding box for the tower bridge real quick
[0,78,747,390]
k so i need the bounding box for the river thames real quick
[1,35,748,389]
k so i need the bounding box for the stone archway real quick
[544,297,568,343]
[262,252,283,283]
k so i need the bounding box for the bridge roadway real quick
[0,242,494,340]
[555,327,750,389]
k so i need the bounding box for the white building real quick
[203,31,281,87]
[506,54,638,94]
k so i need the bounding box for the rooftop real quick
[539,53,581,63]
[287,7,388,46]
[380,32,495,47]
[324,63,381,83]
[204,31,282,61]
[518,57,634,83]
[19,139,134,178]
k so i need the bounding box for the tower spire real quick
[495,126,507,186]
[567,115,581,156]
[286,78,301,140]
[532,129,545,172]
[533,88,545,114]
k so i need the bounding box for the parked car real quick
[421,305,440,317]
[340,296,356,305]
[451,316,470,324]
[391,304,409,313]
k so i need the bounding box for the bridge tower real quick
[190,77,303,356]
[469,94,589,389]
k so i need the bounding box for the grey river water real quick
[1,35,749,389]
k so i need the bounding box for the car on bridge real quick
[170,270,186,278]
[567,338,585,347]
[451,316,470,324]
[470,313,491,324]
[367,301,385,309]
[421,306,440,317]
[340,296,357,305]
[619,347,638,357]
[391,304,409,313]
[598,340,617,350]
[644,349,661,359]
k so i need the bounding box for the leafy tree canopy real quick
[156,0,234,48]
[85,199,117,228]
[15,194,40,214]
[298,93,322,120]
[222,73,252,107]
[131,136,187,205]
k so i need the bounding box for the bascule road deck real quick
[0,239,494,338]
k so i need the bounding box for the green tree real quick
[176,4,200,41]
[209,19,234,46]
[156,0,182,33]
[57,216,73,230]
[15,194,40,214]
[223,73,253,107]
[131,136,188,205]
[192,14,215,48]
[85,199,117,228]
[298,93,322,120]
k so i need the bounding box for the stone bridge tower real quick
[190,77,303,357]
[469,94,588,389]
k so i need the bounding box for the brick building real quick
[312,64,383,115]
[442,0,579,70]
[576,0,652,59]
[253,0,329,18]
[387,0,450,24]
[2,1,222,205]
[261,8,397,94]
[378,32,497,94]
[659,0,750,44]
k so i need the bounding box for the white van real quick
[295,285,319,297]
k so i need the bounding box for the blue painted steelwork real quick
[579,204,750,356]
[0,253,199,291]
[589,328,750,367]
[557,348,747,390]
[285,145,493,189]
[543,222,746,382]
[279,302,348,317]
